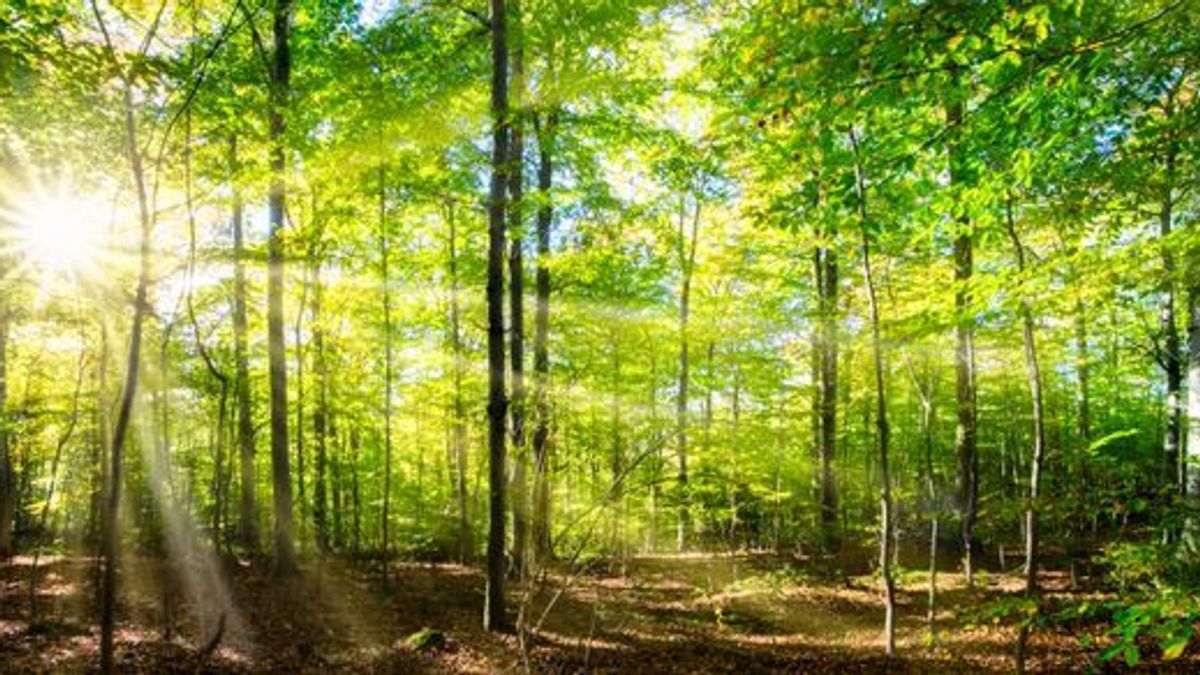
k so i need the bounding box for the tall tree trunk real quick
[507,2,528,579]
[914,367,939,646]
[447,201,471,563]
[1187,293,1200,498]
[676,196,699,553]
[484,0,510,633]
[815,186,839,553]
[531,110,556,566]
[230,136,257,552]
[380,164,395,574]
[947,94,978,586]
[730,364,741,547]
[850,130,895,657]
[1159,147,1183,494]
[312,262,329,554]
[293,260,307,551]
[95,1,155,660]
[610,341,624,555]
[1007,198,1047,674]
[267,0,296,576]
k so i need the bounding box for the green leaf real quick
[1162,635,1190,660]
[1124,645,1139,667]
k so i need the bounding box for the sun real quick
[4,182,106,280]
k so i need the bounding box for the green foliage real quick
[404,627,446,652]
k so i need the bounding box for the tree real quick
[484,0,511,633]
[230,136,258,552]
[267,0,297,575]
[87,0,157,667]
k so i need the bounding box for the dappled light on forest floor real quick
[2,552,1198,672]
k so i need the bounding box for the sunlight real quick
[11,186,104,277]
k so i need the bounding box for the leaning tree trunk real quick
[1007,197,1047,674]
[267,0,296,576]
[484,0,510,633]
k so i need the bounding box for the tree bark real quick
[531,110,556,566]
[230,136,257,552]
[484,0,511,633]
[380,164,395,573]
[95,1,155,660]
[447,200,471,563]
[1187,293,1200,498]
[676,196,699,553]
[1159,146,1183,494]
[850,130,895,657]
[312,262,329,554]
[946,94,978,586]
[813,180,839,553]
[267,0,296,576]
[507,0,528,579]
[1007,197,1046,674]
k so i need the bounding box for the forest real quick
[0,0,1198,672]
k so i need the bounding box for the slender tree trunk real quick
[730,364,741,547]
[313,263,329,554]
[531,111,556,566]
[1186,292,1200,498]
[97,18,154,665]
[676,196,699,553]
[947,94,978,586]
[1159,147,1183,495]
[611,342,624,555]
[230,136,257,553]
[447,201,471,563]
[1007,198,1047,674]
[293,261,307,551]
[920,378,938,644]
[379,164,395,574]
[507,2,528,579]
[212,390,229,549]
[267,0,296,576]
[850,130,895,657]
[90,324,110,556]
[816,192,839,553]
[484,0,511,633]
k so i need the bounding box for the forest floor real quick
[0,550,1191,673]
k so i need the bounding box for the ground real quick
[0,551,1192,673]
